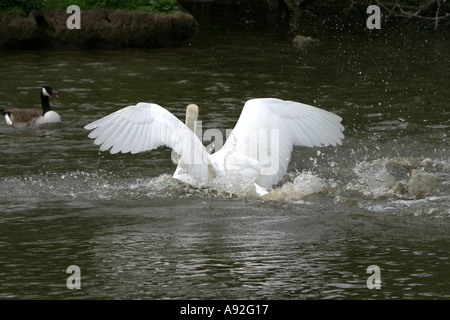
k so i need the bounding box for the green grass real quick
[0,0,179,16]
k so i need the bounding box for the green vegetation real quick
[0,0,179,16]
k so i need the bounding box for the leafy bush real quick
[0,0,179,15]
[146,0,178,12]
[0,0,43,15]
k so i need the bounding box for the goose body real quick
[84,98,344,194]
[1,86,61,127]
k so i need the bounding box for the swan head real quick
[186,104,198,116]
[42,86,59,99]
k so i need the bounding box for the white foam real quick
[263,171,328,201]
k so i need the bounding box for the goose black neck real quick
[40,92,51,115]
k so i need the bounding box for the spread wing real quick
[211,98,344,188]
[84,102,214,184]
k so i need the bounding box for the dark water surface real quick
[0,30,449,299]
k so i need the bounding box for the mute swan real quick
[1,86,61,127]
[84,98,344,194]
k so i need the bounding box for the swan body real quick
[1,86,61,127]
[85,98,344,194]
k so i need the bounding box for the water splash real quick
[0,157,448,216]
[342,157,441,199]
[333,157,449,217]
[264,171,328,201]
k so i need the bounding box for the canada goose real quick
[1,86,61,127]
[85,98,344,195]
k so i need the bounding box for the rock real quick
[407,169,437,196]
[0,9,198,49]
[292,35,319,49]
[0,12,38,48]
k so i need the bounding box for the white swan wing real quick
[212,98,344,188]
[84,102,213,184]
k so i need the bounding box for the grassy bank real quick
[0,0,179,16]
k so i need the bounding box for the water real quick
[0,29,449,300]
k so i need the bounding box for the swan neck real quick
[185,104,198,132]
